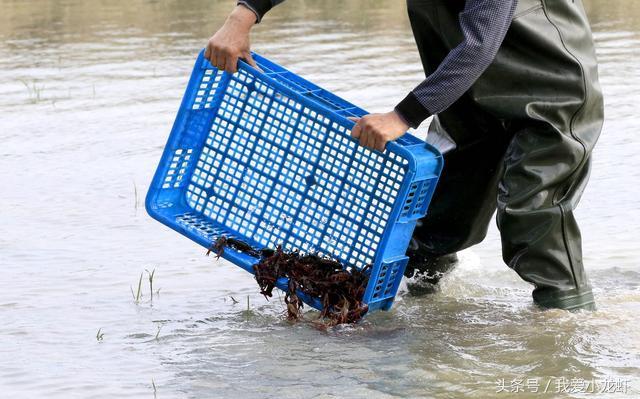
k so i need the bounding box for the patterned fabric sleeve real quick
[237,0,285,23]
[395,0,518,128]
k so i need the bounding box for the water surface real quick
[1,0,639,398]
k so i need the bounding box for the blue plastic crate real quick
[146,50,443,312]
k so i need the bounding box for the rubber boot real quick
[404,237,459,296]
[406,0,604,310]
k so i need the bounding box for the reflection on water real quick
[0,0,639,398]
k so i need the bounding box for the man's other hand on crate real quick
[348,113,409,152]
[205,5,258,74]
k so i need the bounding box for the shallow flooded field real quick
[1,0,639,397]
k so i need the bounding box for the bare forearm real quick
[204,5,258,73]
[228,5,259,29]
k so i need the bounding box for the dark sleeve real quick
[395,0,518,128]
[237,0,285,23]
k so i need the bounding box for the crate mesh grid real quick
[185,67,407,267]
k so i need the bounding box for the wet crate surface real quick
[147,51,443,312]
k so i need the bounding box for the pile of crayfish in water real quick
[208,236,370,326]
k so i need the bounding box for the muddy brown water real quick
[1,0,639,398]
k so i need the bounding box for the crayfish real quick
[207,236,265,259]
[210,238,371,326]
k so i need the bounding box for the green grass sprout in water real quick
[96,328,104,342]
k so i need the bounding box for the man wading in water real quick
[206,0,603,311]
